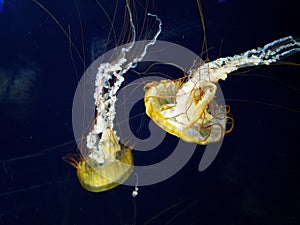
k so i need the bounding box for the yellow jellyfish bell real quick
[144,78,231,145]
[76,150,134,192]
[64,129,134,192]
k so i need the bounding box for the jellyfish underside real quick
[144,78,229,145]
[76,149,133,192]
[64,129,134,192]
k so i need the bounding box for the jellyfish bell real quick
[63,138,134,193]
[144,75,230,145]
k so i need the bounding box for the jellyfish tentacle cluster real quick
[191,36,300,83]
[144,36,300,145]
[87,9,162,167]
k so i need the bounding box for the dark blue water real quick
[0,0,299,224]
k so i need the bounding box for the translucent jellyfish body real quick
[144,36,300,144]
[65,1,162,192]
[144,78,229,145]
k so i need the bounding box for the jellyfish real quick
[63,0,162,192]
[144,36,300,144]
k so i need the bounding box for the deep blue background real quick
[0,0,299,224]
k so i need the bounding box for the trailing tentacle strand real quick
[191,36,300,83]
[86,9,162,167]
